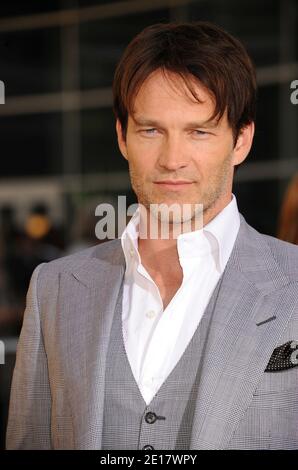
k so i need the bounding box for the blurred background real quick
[0,0,297,449]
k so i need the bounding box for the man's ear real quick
[232,121,255,166]
[116,119,128,160]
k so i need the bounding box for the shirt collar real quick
[190,193,240,271]
[121,194,240,273]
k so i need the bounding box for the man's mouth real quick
[154,180,194,190]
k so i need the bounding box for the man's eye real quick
[143,128,157,134]
[193,130,209,136]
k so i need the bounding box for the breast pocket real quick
[252,366,298,396]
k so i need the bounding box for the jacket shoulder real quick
[258,232,298,281]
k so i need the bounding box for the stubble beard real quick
[128,153,233,229]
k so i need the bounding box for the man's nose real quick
[157,135,189,170]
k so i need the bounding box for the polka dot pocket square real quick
[265,340,298,372]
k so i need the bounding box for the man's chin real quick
[144,201,203,227]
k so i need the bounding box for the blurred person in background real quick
[277,173,298,245]
[0,204,63,335]
[6,21,298,450]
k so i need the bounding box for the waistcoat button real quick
[142,445,154,450]
[145,411,157,424]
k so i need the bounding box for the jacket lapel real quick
[58,241,125,449]
[190,215,298,449]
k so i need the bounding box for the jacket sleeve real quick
[6,263,52,449]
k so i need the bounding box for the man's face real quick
[116,69,254,225]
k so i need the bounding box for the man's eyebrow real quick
[132,117,162,127]
[132,116,219,128]
[183,119,219,128]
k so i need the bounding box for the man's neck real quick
[137,192,233,262]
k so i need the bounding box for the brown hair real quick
[277,173,298,245]
[113,21,257,145]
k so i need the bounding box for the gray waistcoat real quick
[101,276,222,450]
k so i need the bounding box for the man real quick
[6,22,298,450]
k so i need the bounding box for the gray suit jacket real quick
[6,214,298,449]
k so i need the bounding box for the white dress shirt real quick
[120,194,240,405]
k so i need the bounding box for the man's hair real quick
[113,21,257,146]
